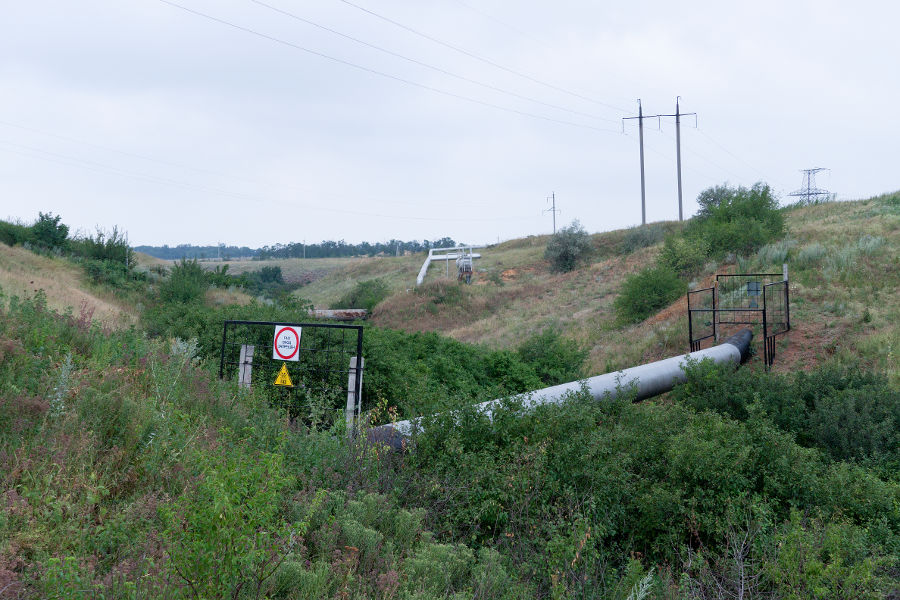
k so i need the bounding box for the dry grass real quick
[0,244,137,328]
[205,287,254,306]
[133,251,169,269]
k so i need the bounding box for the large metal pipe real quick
[369,329,752,450]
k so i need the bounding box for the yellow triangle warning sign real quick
[274,363,293,387]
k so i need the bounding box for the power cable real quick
[248,0,616,123]
[335,0,630,114]
[0,119,472,210]
[652,127,747,182]
[0,140,536,223]
[447,0,548,45]
[694,128,791,190]
[156,0,618,134]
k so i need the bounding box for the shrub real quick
[332,278,390,311]
[69,226,133,266]
[856,234,885,255]
[685,183,784,257]
[673,359,900,472]
[658,235,709,276]
[795,242,826,266]
[621,224,664,254]
[401,387,900,597]
[29,212,69,250]
[159,445,294,597]
[614,266,685,324]
[158,258,208,304]
[544,220,593,273]
[0,219,31,246]
[516,329,588,385]
[756,238,797,267]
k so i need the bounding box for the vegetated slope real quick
[2,288,898,598]
[281,193,899,379]
[0,242,137,327]
[770,193,899,383]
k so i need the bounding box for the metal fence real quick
[687,286,716,352]
[688,272,790,367]
[219,320,364,426]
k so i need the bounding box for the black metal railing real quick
[688,273,790,367]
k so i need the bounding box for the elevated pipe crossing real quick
[416,246,483,286]
[369,329,752,450]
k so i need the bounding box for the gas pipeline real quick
[368,329,752,451]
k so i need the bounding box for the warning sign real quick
[272,325,301,361]
[274,363,293,387]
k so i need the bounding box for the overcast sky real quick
[1,0,897,247]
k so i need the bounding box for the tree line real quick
[134,237,460,260]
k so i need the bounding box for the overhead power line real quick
[248,0,616,123]
[335,0,629,114]
[448,0,548,45]
[157,0,617,133]
[0,139,537,224]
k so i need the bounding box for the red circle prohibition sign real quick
[274,326,300,360]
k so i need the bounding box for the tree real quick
[30,212,69,250]
[544,220,593,273]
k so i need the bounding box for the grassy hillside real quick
[257,194,899,380]
[0,243,137,328]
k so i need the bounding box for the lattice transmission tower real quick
[788,168,831,204]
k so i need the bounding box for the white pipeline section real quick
[416,247,483,286]
[369,330,751,447]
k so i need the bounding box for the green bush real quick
[362,328,544,418]
[658,234,709,276]
[672,359,900,474]
[30,212,69,251]
[158,258,208,304]
[544,220,593,273]
[686,183,784,257]
[332,278,390,311]
[0,219,31,246]
[160,445,294,598]
[614,266,685,324]
[400,387,900,597]
[69,226,133,266]
[516,329,588,385]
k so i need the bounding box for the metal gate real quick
[688,271,790,367]
[219,320,364,426]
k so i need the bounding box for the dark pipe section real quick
[367,423,406,452]
[724,328,753,363]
